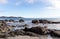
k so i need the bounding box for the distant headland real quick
[0,16,23,18]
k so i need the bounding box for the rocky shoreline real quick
[0,26,60,38]
[0,19,60,39]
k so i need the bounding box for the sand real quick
[1,35,60,39]
[0,35,51,39]
[8,36,39,39]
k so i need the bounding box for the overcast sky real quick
[0,0,60,18]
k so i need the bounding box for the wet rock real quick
[39,19,49,24]
[32,19,39,24]
[4,19,8,22]
[9,19,14,22]
[19,19,24,22]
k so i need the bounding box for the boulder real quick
[14,30,25,36]
[0,32,8,38]
[8,31,15,37]
[4,19,8,22]
[19,19,24,22]
[25,31,39,37]
[32,19,39,24]
[9,19,14,22]
[49,30,60,37]
[23,26,48,35]
[39,19,48,24]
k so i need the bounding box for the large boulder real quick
[23,26,48,35]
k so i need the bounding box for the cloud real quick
[0,0,60,9]
[40,0,60,9]
[49,0,60,9]
[25,0,60,9]
[0,0,8,4]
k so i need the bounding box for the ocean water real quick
[0,18,60,30]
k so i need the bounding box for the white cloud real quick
[49,0,60,9]
[0,0,8,4]
[41,0,60,9]
[1,0,59,9]
[25,0,60,9]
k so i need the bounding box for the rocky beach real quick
[0,17,60,39]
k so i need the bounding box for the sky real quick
[0,0,60,18]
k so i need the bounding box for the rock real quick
[0,32,8,38]
[39,19,48,24]
[32,19,39,24]
[25,32,39,37]
[8,31,15,37]
[49,30,60,37]
[19,19,24,22]
[9,19,14,22]
[4,19,8,22]
[23,26,48,35]
[14,30,25,36]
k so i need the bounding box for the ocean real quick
[0,18,60,30]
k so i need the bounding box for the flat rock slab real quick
[54,30,60,35]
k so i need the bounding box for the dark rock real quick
[4,19,8,22]
[0,32,8,38]
[25,32,39,37]
[19,19,24,22]
[9,19,14,22]
[14,30,25,36]
[24,26,48,35]
[32,19,39,24]
[49,30,60,37]
[8,31,15,37]
[39,19,49,24]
